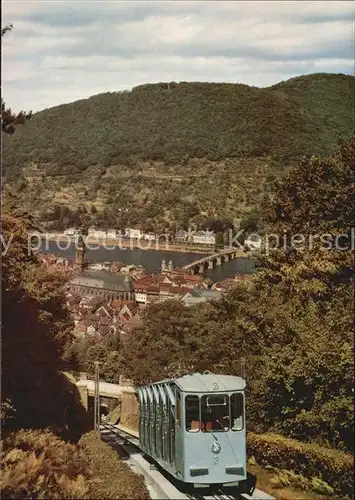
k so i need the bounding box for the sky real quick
[2,0,354,113]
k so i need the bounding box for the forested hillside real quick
[3,73,354,171]
[3,73,354,231]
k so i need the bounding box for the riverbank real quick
[41,234,214,254]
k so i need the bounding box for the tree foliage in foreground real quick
[1,205,87,439]
[122,139,354,451]
[1,429,150,499]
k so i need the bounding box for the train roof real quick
[143,373,246,393]
[175,373,245,392]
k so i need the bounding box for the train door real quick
[147,387,154,456]
[163,404,168,461]
[168,398,175,466]
[152,386,161,459]
[175,390,184,477]
[138,388,145,452]
[158,385,168,463]
[164,383,177,471]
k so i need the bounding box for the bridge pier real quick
[182,249,247,274]
[78,384,88,410]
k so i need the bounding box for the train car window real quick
[231,393,244,431]
[176,392,181,428]
[201,394,229,432]
[206,395,226,406]
[185,395,200,432]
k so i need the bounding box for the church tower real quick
[168,260,173,271]
[75,234,87,272]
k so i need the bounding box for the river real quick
[40,240,255,282]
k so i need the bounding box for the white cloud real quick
[2,0,353,112]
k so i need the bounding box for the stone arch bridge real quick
[183,248,248,275]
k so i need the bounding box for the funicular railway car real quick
[135,372,254,493]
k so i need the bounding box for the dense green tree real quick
[265,137,355,237]
[101,351,124,384]
[215,231,225,248]
[239,210,261,235]
[84,344,109,376]
[1,208,88,439]
[245,137,354,449]
[1,37,85,438]
[122,301,195,383]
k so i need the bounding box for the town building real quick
[124,228,143,239]
[88,262,111,271]
[69,270,134,301]
[107,229,118,239]
[69,237,134,301]
[211,278,236,292]
[70,296,142,340]
[175,230,188,242]
[87,227,107,239]
[64,228,81,236]
[191,230,216,246]
[143,233,156,241]
[181,288,222,307]
[75,234,88,272]
[135,288,148,304]
[133,271,204,305]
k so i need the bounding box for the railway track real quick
[100,422,274,500]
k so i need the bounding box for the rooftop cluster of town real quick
[36,251,252,342]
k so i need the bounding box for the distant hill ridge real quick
[3,73,354,180]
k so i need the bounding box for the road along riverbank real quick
[38,233,214,254]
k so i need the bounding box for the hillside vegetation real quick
[3,73,354,231]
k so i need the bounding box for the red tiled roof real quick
[111,299,124,309]
[125,301,138,312]
[134,279,154,287]
[95,305,112,317]
[120,316,143,333]
[159,286,186,295]
[37,252,57,262]
[75,321,87,332]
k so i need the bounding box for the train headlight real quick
[211,442,221,454]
